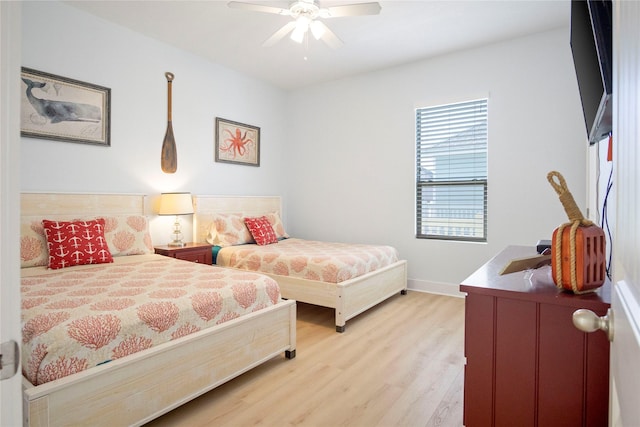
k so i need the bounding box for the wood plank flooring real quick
[146,291,465,427]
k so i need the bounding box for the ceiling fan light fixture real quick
[290,27,305,43]
[309,20,325,40]
[291,16,310,43]
[228,0,380,48]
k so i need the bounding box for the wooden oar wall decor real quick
[161,72,178,173]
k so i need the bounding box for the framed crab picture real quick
[215,117,260,166]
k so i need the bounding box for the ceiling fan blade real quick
[263,21,297,47]
[227,1,290,15]
[318,22,343,49]
[324,2,381,18]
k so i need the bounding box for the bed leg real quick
[401,289,408,295]
[285,349,296,359]
[336,325,346,333]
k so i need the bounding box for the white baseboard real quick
[408,278,465,298]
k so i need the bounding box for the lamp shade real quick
[159,192,194,216]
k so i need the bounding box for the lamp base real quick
[168,216,185,247]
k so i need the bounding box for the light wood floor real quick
[146,291,466,427]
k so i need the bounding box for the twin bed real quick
[19,192,406,426]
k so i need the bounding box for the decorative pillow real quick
[21,215,153,268]
[244,216,278,246]
[42,219,113,269]
[205,213,254,247]
[103,215,154,256]
[20,217,49,268]
[264,212,289,240]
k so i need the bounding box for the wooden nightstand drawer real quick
[154,243,213,265]
[174,249,209,264]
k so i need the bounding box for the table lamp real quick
[159,192,194,247]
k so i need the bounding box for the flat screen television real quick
[570,0,612,145]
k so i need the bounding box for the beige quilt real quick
[216,238,399,283]
[21,254,280,386]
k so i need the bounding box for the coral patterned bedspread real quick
[21,254,280,386]
[216,238,399,284]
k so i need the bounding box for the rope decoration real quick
[547,171,594,294]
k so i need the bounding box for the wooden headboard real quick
[192,195,282,244]
[21,192,147,217]
[20,193,151,269]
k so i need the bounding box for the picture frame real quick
[215,117,260,167]
[20,67,111,146]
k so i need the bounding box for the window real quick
[416,98,488,242]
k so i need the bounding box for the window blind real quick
[416,99,488,241]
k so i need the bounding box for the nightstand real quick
[154,242,213,265]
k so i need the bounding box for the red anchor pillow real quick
[42,218,114,269]
[244,216,278,246]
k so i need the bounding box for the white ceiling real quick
[65,0,570,91]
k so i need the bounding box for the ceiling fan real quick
[227,0,381,49]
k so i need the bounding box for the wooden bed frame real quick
[193,195,408,332]
[20,193,297,427]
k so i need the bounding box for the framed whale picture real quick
[20,67,111,146]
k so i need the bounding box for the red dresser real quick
[460,245,610,427]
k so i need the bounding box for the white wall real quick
[20,1,288,245]
[21,2,589,293]
[285,28,589,292]
[587,137,614,275]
